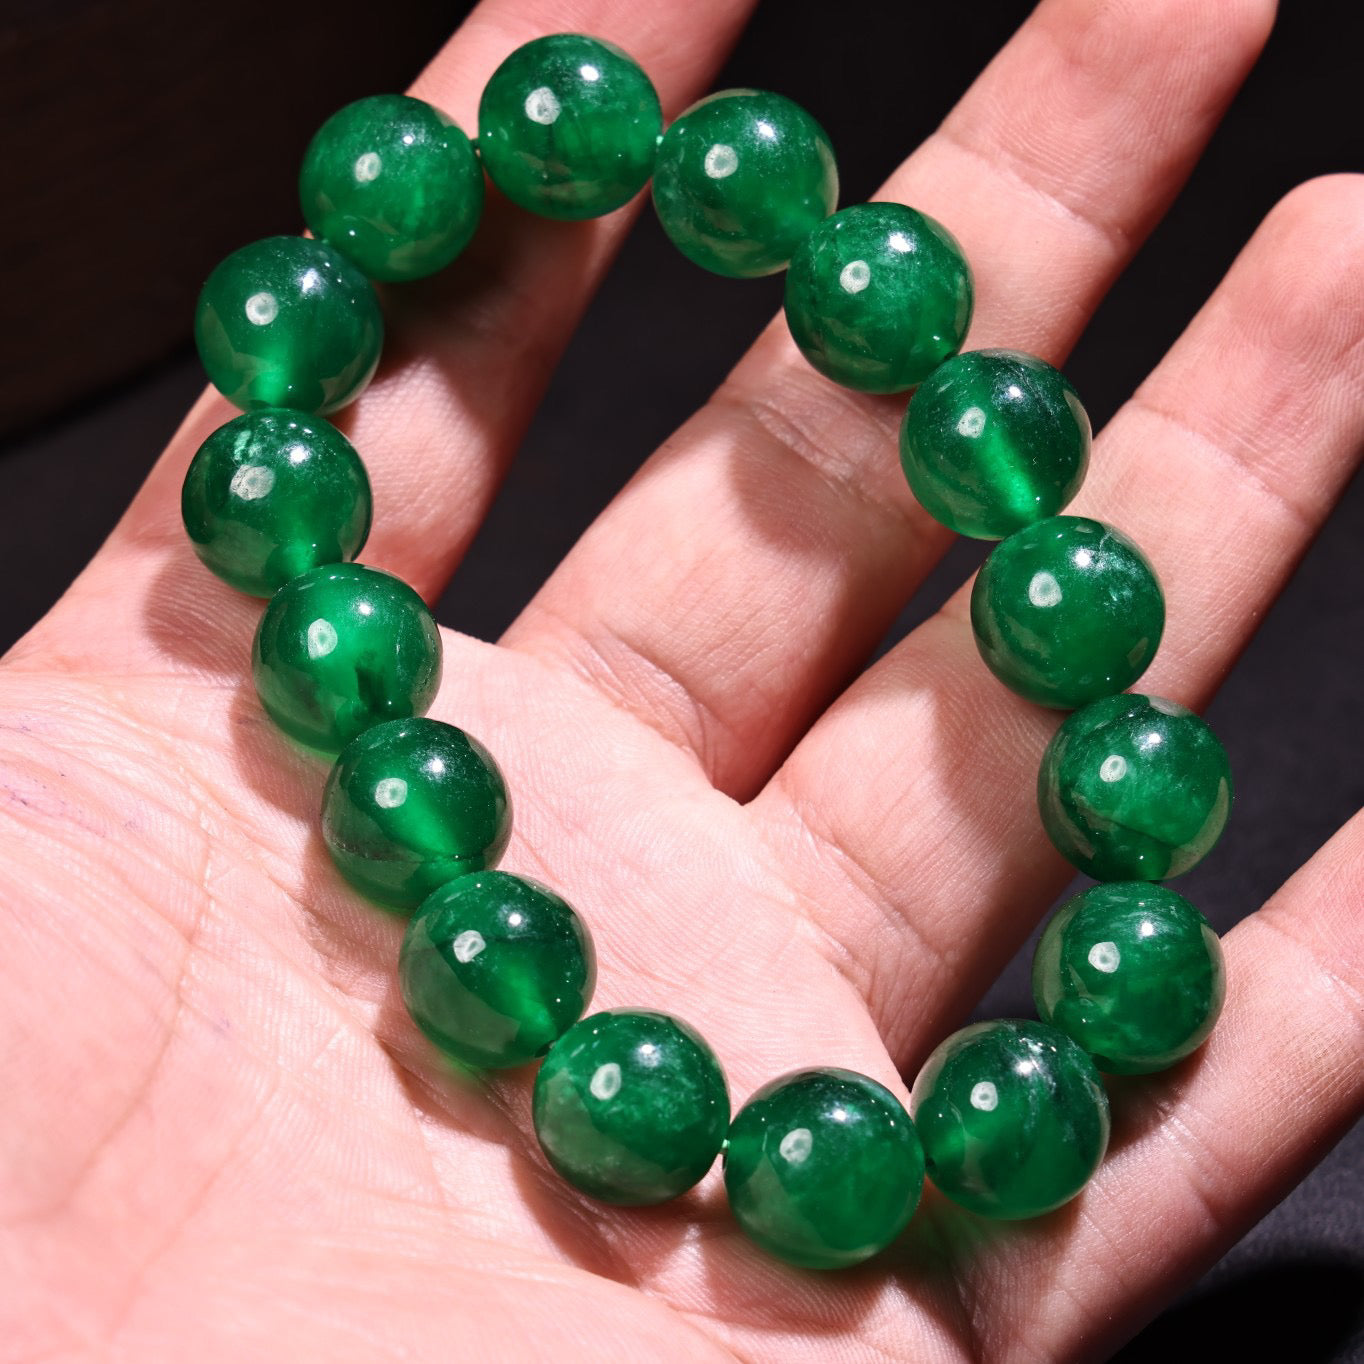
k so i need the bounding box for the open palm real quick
[5,0,1363,1358]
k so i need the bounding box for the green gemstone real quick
[532,1008,729,1205]
[299,94,483,282]
[1037,694,1233,880]
[180,410,371,596]
[900,350,1091,537]
[783,203,973,393]
[477,34,661,220]
[910,1019,1110,1220]
[321,718,511,910]
[970,516,1164,708]
[1033,882,1226,1075]
[652,89,838,278]
[723,1068,925,1269]
[252,563,442,755]
[399,872,595,1069]
[194,236,383,414]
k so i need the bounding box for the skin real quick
[3,0,1363,1359]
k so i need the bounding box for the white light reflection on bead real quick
[1013,1058,1039,1078]
[887,231,914,254]
[1099,755,1127,783]
[1074,548,1094,569]
[229,464,275,501]
[452,929,486,963]
[590,1062,622,1100]
[1139,729,1164,752]
[779,1127,813,1163]
[970,1081,998,1111]
[1088,940,1121,973]
[956,406,986,438]
[1028,571,1063,608]
[299,269,323,295]
[839,260,871,294]
[754,119,777,141]
[506,912,524,928]
[374,777,408,809]
[353,151,383,183]
[524,87,561,125]
[1139,919,1157,939]
[1005,384,1024,402]
[704,143,738,178]
[579,63,601,81]
[637,1042,661,1067]
[244,292,278,326]
[357,600,374,618]
[426,757,446,778]
[287,444,309,466]
[306,619,338,658]
[401,132,416,147]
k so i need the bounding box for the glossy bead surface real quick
[533,1008,729,1205]
[478,34,661,220]
[180,409,371,596]
[252,563,442,754]
[400,872,594,1069]
[194,236,383,414]
[652,89,838,278]
[1033,882,1226,1075]
[911,1019,1109,1220]
[724,1068,925,1269]
[970,516,1164,709]
[784,203,973,393]
[1037,693,1233,880]
[322,718,511,910]
[900,350,1091,537]
[300,94,483,281]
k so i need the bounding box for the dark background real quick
[2,0,1362,1357]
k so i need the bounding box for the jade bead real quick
[910,1019,1110,1220]
[652,89,839,278]
[1038,694,1233,880]
[194,236,383,414]
[399,872,595,1069]
[299,94,483,281]
[477,34,662,220]
[532,1008,729,1205]
[180,409,371,596]
[900,350,1091,538]
[784,203,974,393]
[724,1068,925,1269]
[1033,882,1226,1075]
[321,718,511,910]
[252,563,442,754]
[970,516,1164,709]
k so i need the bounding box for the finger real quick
[506,0,1276,795]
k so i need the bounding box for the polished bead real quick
[970,516,1164,708]
[1037,693,1233,879]
[900,350,1091,537]
[252,563,442,754]
[194,236,383,414]
[532,1008,729,1205]
[477,34,661,220]
[180,410,371,596]
[784,203,973,393]
[1033,882,1226,1075]
[322,718,511,910]
[910,1019,1109,1220]
[299,94,483,281]
[399,871,594,1069]
[652,89,838,278]
[724,1068,925,1269]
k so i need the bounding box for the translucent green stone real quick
[299,94,483,281]
[194,236,383,414]
[180,410,371,596]
[910,1019,1109,1220]
[970,516,1164,708]
[399,872,595,1069]
[900,350,1091,537]
[477,34,661,220]
[532,1008,729,1205]
[783,203,973,393]
[1037,693,1233,880]
[652,89,838,278]
[321,718,511,910]
[1033,882,1226,1075]
[723,1068,925,1269]
[252,563,442,755]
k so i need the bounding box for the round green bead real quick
[652,89,839,278]
[399,872,595,1070]
[1033,882,1226,1075]
[477,34,661,220]
[970,516,1164,709]
[910,1019,1110,1220]
[900,349,1091,537]
[723,1068,925,1269]
[194,236,383,414]
[252,563,442,755]
[180,409,371,596]
[299,94,484,282]
[321,718,511,910]
[1038,693,1233,880]
[532,1008,729,1205]
[784,202,973,393]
